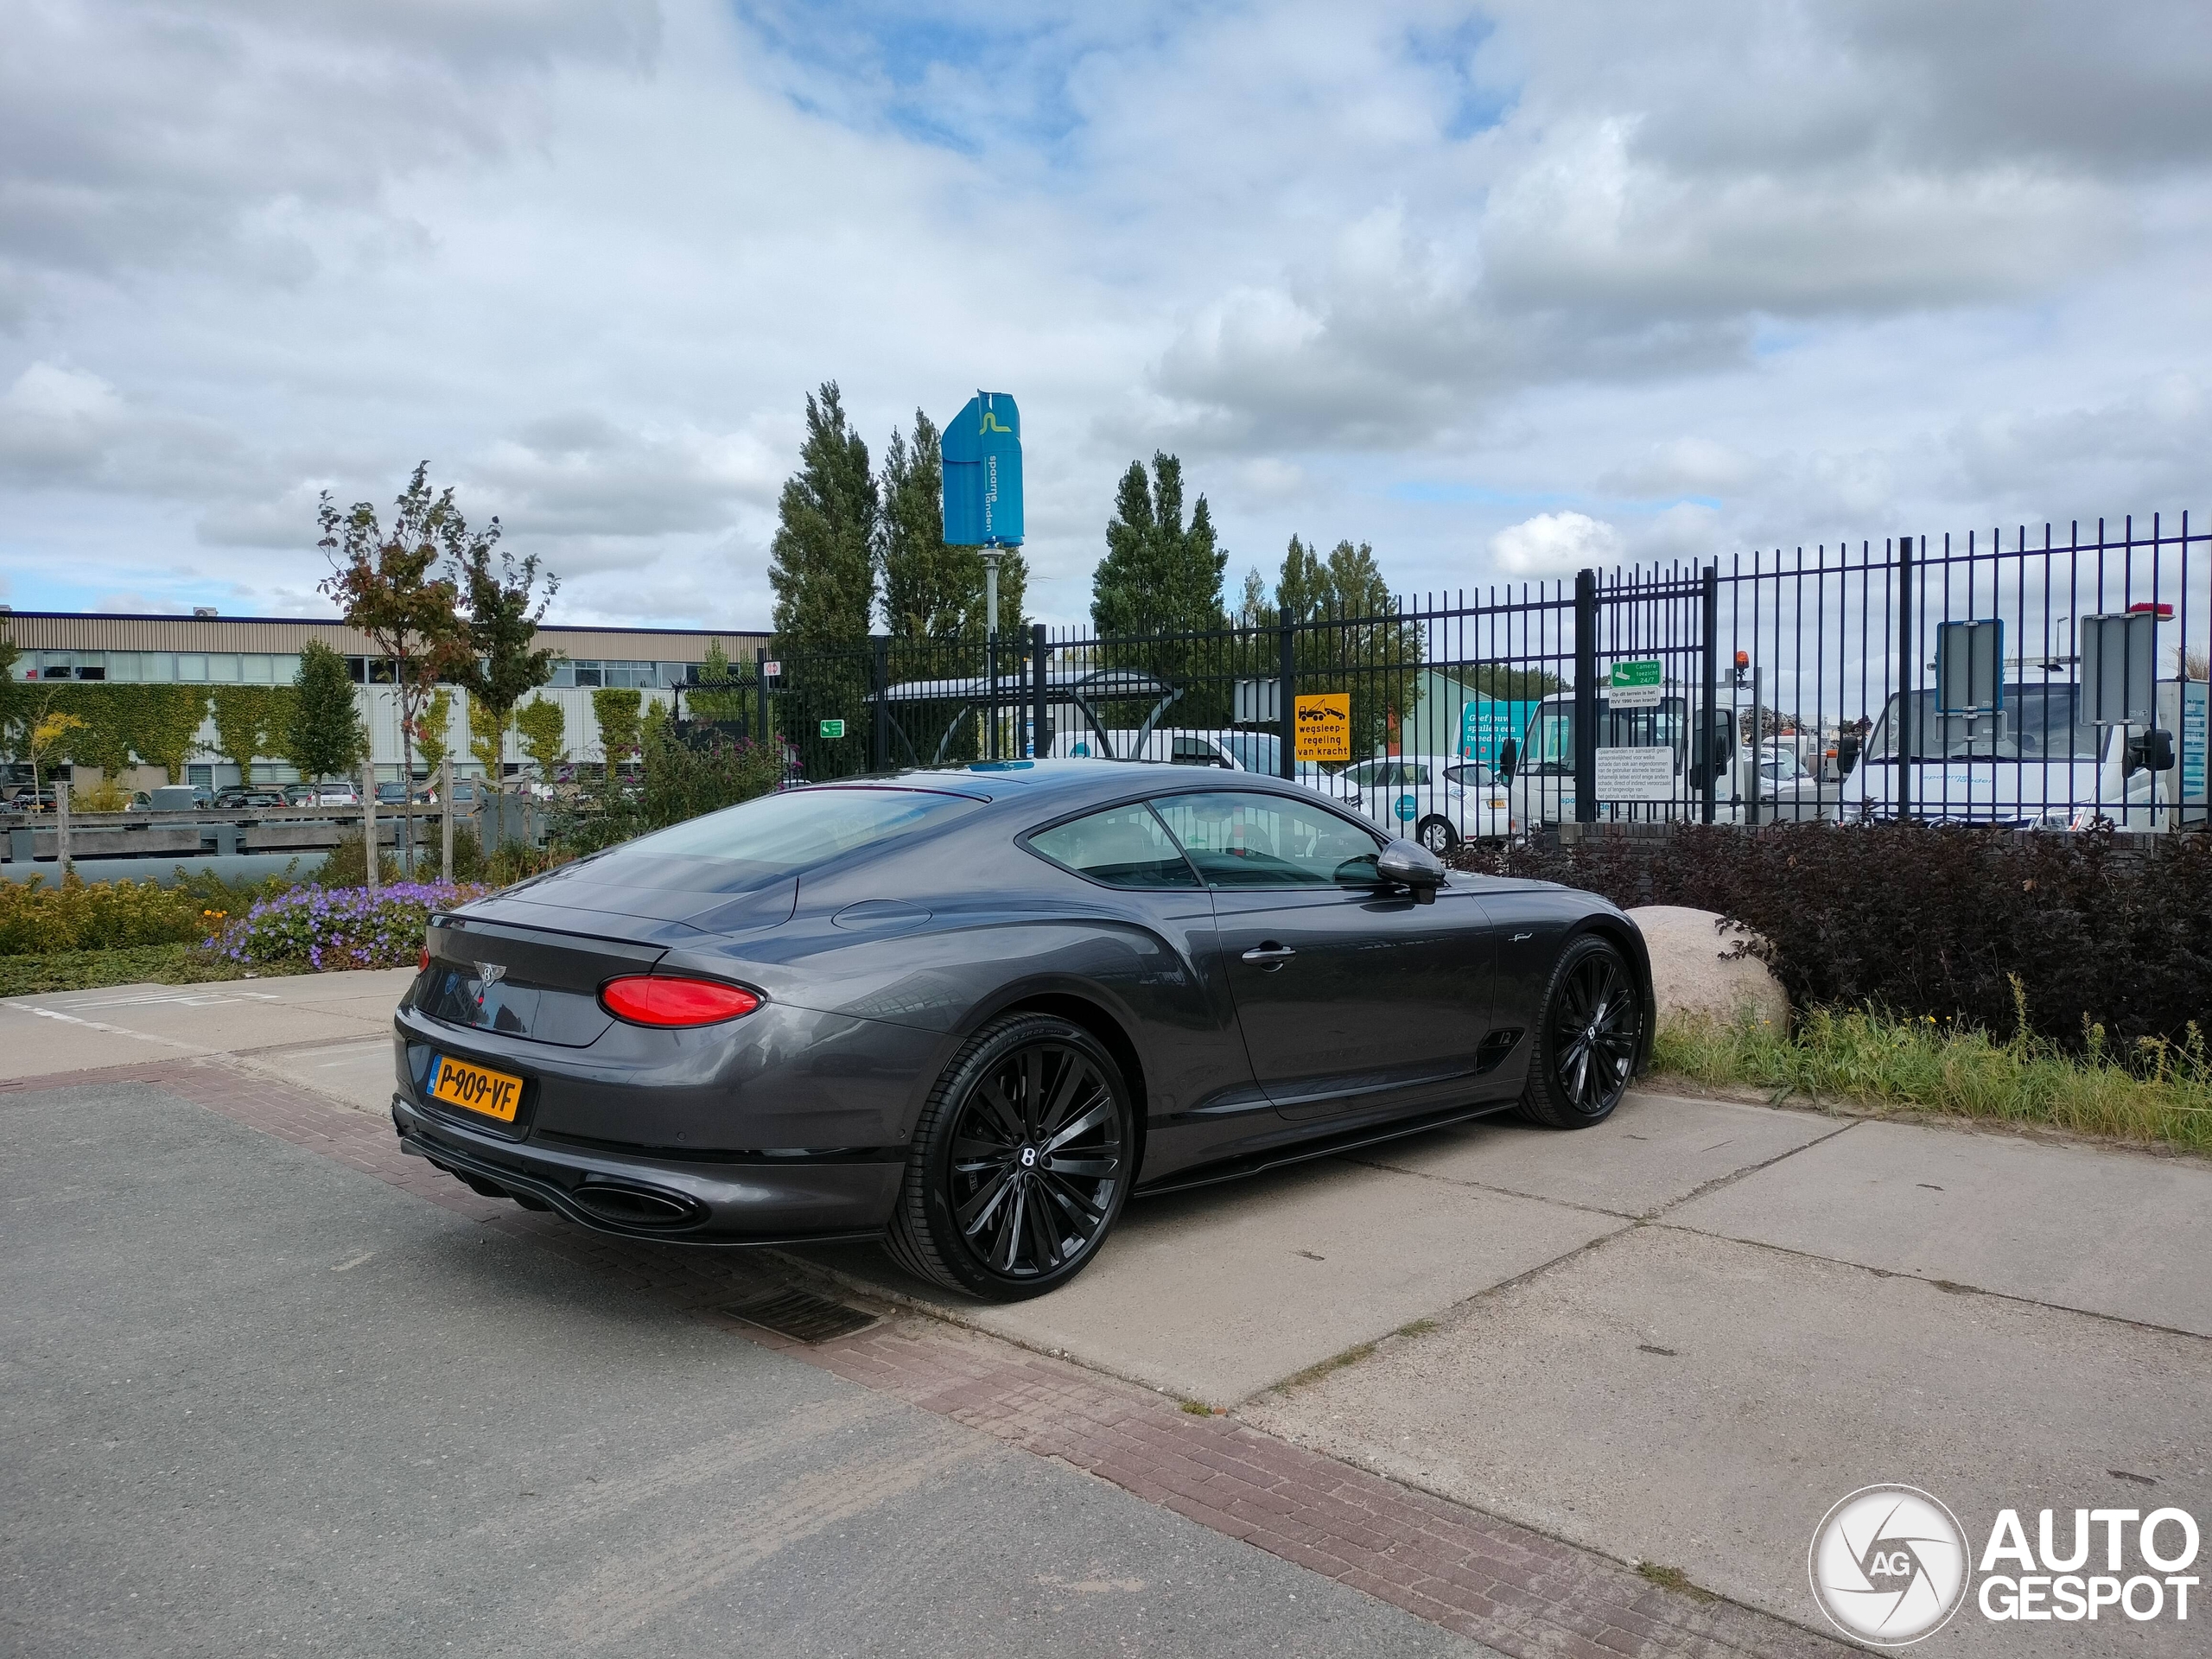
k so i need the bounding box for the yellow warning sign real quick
[1294,692,1351,764]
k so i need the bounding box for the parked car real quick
[211,786,287,809]
[3,786,57,812]
[314,783,362,806]
[121,791,156,810]
[1327,754,1513,853]
[394,761,1653,1301]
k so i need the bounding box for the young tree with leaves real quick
[317,463,474,853]
[285,642,367,784]
[449,519,559,804]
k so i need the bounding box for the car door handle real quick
[1241,944,1296,967]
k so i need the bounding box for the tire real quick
[1414,815,1459,855]
[1519,934,1642,1128]
[885,1013,1134,1301]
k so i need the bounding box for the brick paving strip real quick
[4,1054,1847,1659]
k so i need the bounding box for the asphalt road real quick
[2,1078,1485,1659]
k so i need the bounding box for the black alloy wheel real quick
[1520,934,1642,1128]
[1415,815,1459,855]
[887,1013,1132,1300]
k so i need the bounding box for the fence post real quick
[754,648,768,747]
[1031,624,1048,759]
[1896,531,1914,823]
[1700,563,1719,825]
[361,761,378,893]
[1278,622,1296,779]
[54,777,72,881]
[870,635,889,772]
[1573,569,1599,824]
[440,758,453,884]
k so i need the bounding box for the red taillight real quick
[418,944,431,974]
[601,976,761,1027]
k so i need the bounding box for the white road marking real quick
[2,1004,199,1051]
[331,1252,376,1273]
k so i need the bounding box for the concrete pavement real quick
[7,967,2209,1654]
[3,1077,1485,1658]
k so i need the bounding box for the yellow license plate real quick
[429,1054,524,1123]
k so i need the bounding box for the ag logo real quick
[1808,1485,1969,1645]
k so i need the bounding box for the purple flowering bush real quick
[210,882,492,971]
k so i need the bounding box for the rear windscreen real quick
[598,786,983,887]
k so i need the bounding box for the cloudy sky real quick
[3,0,2209,627]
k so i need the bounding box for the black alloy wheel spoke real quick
[957,1166,1015,1236]
[1038,1053,1095,1138]
[1039,1173,1104,1231]
[975,1077,1027,1144]
[1022,1186,1064,1269]
[1043,1097,1110,1154]
[1020,1049,1046,1139]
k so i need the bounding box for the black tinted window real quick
[1152,791,1382,888]
[1027,803,1198,888]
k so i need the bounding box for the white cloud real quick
[1490,511,1624,577]
[1,0,2210,623]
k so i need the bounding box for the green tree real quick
[768,382,877,778]
[0,628,22,764]
[1090,453,1230,724]
[411,687,456,778]
[1091,452,1227,639]
[590,687,644,769]
[285,642,367,783]
[449,521,559,804]
[769,381,878,650]
[514,696,568,779]
[318,463,474,852]
[1274,536,1424,762]
[686,640,754,726]
[880,409,1027,644]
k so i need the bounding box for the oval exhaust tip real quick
[571,1182,703,1229]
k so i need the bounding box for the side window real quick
[1170,735,1223,766]
[1151,791,1383,889]
[1342,761,1382,788]
[1529,707,1573,773]
[1027,803,1198,889]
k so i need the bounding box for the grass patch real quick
[1277,1341,1376,1393]
[0,942,309,997]
[1179,1398,1212,1415]
[1636,1562,1716,1602]
[1653,991,2212,1157]
[1395,1319,1439,1338]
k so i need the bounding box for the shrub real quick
[318,830,402,888]
[72,777,135,812]
[550,720,782,855]
[1457,823,2212,1052]
[211,881,491,971]
[0,871,220,955]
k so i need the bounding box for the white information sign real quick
[1594,745,1676,801]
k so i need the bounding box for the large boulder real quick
[1627,905,1789,1032]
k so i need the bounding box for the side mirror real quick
[1495,739,1519,782]
[2129,729,2177,773]
[1377,837,1446,905]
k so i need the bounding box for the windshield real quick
[1219,732,1282,774]
[1522,697,1687,774]
[1867,687,2100,761]
[600,786,982,885]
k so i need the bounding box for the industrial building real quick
[1,607,768,791]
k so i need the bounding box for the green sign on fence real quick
[819,718,847,739]
[1607,659,1663,709]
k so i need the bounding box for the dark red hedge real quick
[1455,825,2212,1052]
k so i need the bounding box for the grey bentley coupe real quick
[391,761,1650,1300]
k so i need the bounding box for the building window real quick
[208,654,242,683]
[178,654,208,682]
[548,661,576,687]
[142,652,176,682]
[571,660,604,687]
[242,653,273,683]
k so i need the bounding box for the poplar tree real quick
[285,642,368,784]
[1090,452,1227,639]
[768,382,878,650]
